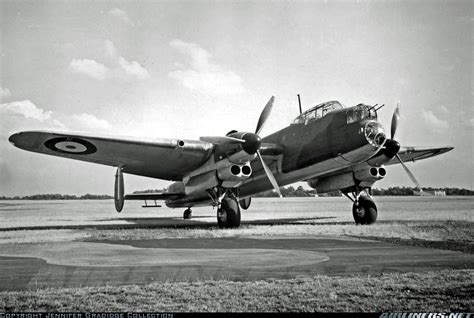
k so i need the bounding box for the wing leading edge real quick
[384,146,454,166]
[9,131,214,180]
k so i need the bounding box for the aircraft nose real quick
[364,121,386,147]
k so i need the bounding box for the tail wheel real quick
[352,195,377,225]
[183,208,192,220]
[217,196,241,228]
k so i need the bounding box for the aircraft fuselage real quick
[166,104,385,208]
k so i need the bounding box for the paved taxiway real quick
[1,236,472,291]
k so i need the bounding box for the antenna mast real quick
[297,94,302,114]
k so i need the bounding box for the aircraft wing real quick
[9,131,214,180]
[384,146,454,166]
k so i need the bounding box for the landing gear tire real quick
[352,195,377,225]
[183,208,192,220]
[217,196,241,228]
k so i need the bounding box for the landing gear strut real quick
[183,208,192,220]
[343,188,378,225]
[216,193,241,228]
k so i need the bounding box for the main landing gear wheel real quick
[217,196,241,228]
[352,195,377,225]
[183,208,192,220]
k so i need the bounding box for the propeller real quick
[391,102,400,139]
[388,103,423,193]
[396,154,422,190]
[257,151,282,197]
[253,96,282,197]
[256,96,275,135]
[199,96,282,196]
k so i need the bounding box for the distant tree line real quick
[0,194,113,200]
[255,186,340,197]
[371,186,474,196]
[132,189,167,194]
[1,186,472,200]
[256,185,473,197]
[256,185,316,197]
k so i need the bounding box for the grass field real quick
[1,197,472,312]
[1,219,472,253]
[1,270,472,312]
[83,219,472,254]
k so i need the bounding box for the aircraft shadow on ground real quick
[111,216,338,229]
[1,218,423,232]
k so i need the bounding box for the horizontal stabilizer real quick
[124,192,183,201]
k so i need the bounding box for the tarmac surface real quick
[1,236,472,291]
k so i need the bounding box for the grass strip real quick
[1,269,472,312]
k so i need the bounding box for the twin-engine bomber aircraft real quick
[9,96,453,228]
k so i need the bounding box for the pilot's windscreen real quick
[347,105,368,124]
[306,110,316,119]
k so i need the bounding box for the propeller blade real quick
[255,96,275,135]
[257,151,282,197]
[199,136,245,145]
[391,102,401,139]
[395,154,423,192]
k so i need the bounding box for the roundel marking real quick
[44,137,97,155]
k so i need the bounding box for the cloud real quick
[108,8,134,26]
[0,86,11,100]
[469,118,474,129]
[69,59,108,80]
[105,40,149,80]
[421,109,449,131]
[71,113,111,131]
[438,105,449,115]
[0,100,52,121]
[68,41,150,81]
[104,40,118,60]
[117,57,150,80]
[0,99,112,134]
[168,39,244,96]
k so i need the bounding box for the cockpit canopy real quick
[292,101,378,125]
[292,100,344,125]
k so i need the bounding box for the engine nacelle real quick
[307,172,355,193]
[168,181,185,194]
[217,163,252,181]
[184,160,253,195]
[307,166,387,194]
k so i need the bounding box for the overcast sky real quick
[1,0,472,196]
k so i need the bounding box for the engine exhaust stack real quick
[115,167,124,212]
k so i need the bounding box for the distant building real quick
[414,190,431,196]
[414,190,446,196]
